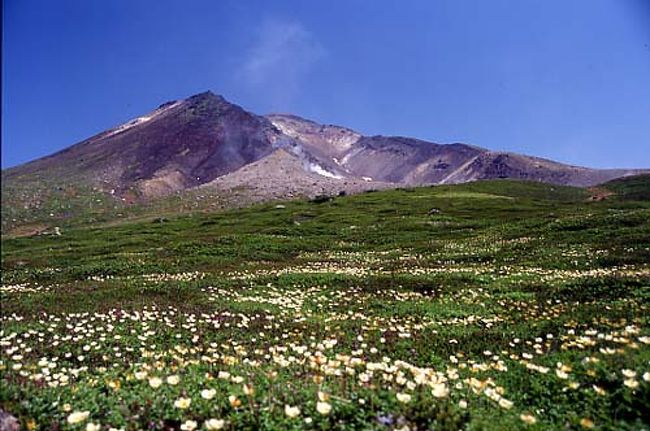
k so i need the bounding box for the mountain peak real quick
[2,91,646,236]
[187,90,226,103]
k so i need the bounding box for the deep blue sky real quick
[3,0,650,169]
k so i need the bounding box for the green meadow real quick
[2,179,649,430]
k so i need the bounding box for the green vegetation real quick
[1,179,649,430]
[601,174,650,201]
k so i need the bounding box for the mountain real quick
[2,91,646,234]
[3,92,279,197]
[267,114,642,187]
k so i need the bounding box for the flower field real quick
[1,180,649,430]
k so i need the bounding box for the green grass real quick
[1,179,650,430]
[602,174,650,201]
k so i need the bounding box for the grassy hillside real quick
[1,180,649,430]
[602,174,650,201]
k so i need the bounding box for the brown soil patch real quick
[587,187,615,201]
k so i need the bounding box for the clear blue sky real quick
[3,0,650,169]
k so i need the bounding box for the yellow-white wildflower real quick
[174,397,191,409]
[67,411,90,425]
[180,420,197,431]
[396,393,411,403]
[205,419,225,430]
[285,405,300,418]
[316,401,332,415]
[201,389,216,400]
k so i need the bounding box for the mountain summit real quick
[5,91,281,196]
[2,91,646,233]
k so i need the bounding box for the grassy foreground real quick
[1,179,649,430]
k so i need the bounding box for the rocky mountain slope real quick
[202,149,391,203]
[267,114,641,187]
[2,91,646,234]
[3,92,280,197]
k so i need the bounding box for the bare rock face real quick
[201,148,391,204]
[267,114,361,158]
[266,114,645,187]
[336,136,484,184]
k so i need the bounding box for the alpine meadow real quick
[3,1,650,430]
[2,178,649,430]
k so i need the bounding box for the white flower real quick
[149,377,162,388]
[285,405,300,418]
[201,389,216,400]
[67,411,90,424]
[204,419,225,430]
[316,401,332,415]
[396,393,411,403]
[622,369,637,378]
[180,420,197,431]
[174,397,191,409]
[86,423,100,431]
[431,383,449,398]
[643,372,650,382]
[624,379,639,389]
[498,398,514,409]
[167,375,180,385]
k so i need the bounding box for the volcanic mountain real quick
[2,91,646,233]
[4,92,282,197]
[267,114,643,187]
